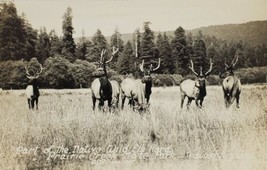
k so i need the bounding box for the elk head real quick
[139,58,161,83]
[220,53,239,78]
[189,59,213,88]
[93,46,119,77]
[25,63,44,83]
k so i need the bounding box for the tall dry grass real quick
[0,85,267,169]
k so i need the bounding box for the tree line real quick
[0,2,266,89]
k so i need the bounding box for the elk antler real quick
[105,46,119,64]
[139,59,144,72]
[25,63,43,79]
[189,60,199,76]
[150,58,161,72]
[204,58,213,76]
[100,49,106,63]
[231,53,239,67]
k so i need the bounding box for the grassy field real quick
[0,85,267,169]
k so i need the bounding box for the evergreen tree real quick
[140,22,155,61]
[0,2,27,60]
[117,41,135,74]
[61,7,76,62]
[35,27,51,63]
[156,32,174,74]
[87,29,109,62]
[76,30,91,60]
[171,26,188,75]
[49,30,62,57]
[110,27,124,70]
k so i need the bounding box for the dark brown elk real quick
[220,53,241,108]
[91,47,119,111]
[180,59,213,109]
[25,63,44,110]
[139,58,161,103]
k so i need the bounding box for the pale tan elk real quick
[220,53,241,108]
[120,58,160,111]
[180,59,213,109]
[91,46,119,111]
[25,63,44,110]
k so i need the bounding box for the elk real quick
[25,63,44,110]
[180,59,213,109]
[121,78,147,111]
[110,80,120,109]
[121,58,160,111]
[91,46,119,111]
[220,53,241,108]
[139,58,161,103]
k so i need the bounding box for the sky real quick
[13,0,267,37]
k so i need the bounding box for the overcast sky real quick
[14,0,267,37]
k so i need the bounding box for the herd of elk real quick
[23,47,241,111]
[220,53,241,108]
[25,63,44,110]
[180,59,213,109]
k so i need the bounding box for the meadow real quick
[0,85,267,169]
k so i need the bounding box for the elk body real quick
[220,54,241,108]
[110,80,120,108]
[121,78,147,111]
[91,47,119,111]
[25,64,43,110]
[180,59,213,109]
[121,58,160,111]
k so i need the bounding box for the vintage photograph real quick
[0,0,267,169]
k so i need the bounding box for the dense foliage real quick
[0,2,266,89]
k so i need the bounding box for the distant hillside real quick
[189,21,267,46]
[82,20,267,47]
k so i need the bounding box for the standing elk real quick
[91,46,119,111]
[180,59,213,109]
[25,63,44,110]
[220,53,241,108]
[121,58,160,111]
[139,58,161,103]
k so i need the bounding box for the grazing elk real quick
[110,80,120,109]
[121,58,160,111]
[121,78,147,111]
[91,46,119,111]
[180,59,213,109]
[220,53,241,108]
[25,63,44,110]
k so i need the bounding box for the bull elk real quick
[139,58,160,103]
[121,58,160,111]
[180,59,213,109]
[91,46,119,111]
[220,53,241,108]
[25,63,44,110]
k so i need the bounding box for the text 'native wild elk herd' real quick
[23,48,242,112]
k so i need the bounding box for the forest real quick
[0,2,267,89]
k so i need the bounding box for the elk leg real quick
[199,98,204,108]
[92,96,96,110]
[146,96,150,104]
[236,92,240,108]
[98,99,104,110]
[36,98,39,110]
[116,95,119,108]
[194,98,199,108]
[180,94,186,108]
[28,99,31,109]
[121,95,126,109]
[187,98,192,109]
[31,99,35,109]
[108,98,112,112]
